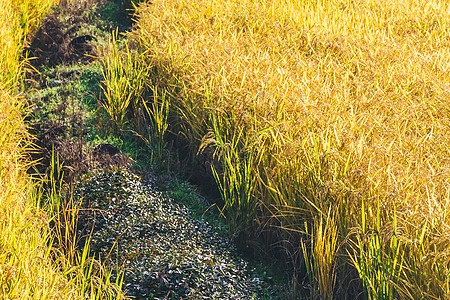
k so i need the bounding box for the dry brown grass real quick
[131,0,450,297]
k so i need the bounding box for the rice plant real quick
[131,0,450,297]
[100,29,149,133]
[349,200,405,300]
[46,151,125,299]
[0,0,126,298]
[141,85,171,162]
[302,209,339,299]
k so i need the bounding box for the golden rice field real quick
[130,0,450,298]
[0,1,123,298]
[5,0,450,297]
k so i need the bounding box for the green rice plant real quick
[100,29,149,133]
[46,149,126,299]
[209,116,259,232]
[302,208,338,300]
[64,235,124,300]
[349,199,405,300]
[141,86,170,162]
[198,82,267,232]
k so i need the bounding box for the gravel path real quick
[75,169,280,299]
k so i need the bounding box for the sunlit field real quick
[0,1,124,298]
[130,0,450,298]
[0,1,73,298]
